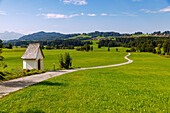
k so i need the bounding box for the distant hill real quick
[18,31,64,41]
[0,31,24,41]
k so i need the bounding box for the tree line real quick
[1,39,93,50]
[98,36,170,55]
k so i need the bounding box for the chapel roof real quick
[21,43,45,60]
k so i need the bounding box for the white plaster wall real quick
[23,60,36,70]
[23,48,44,70]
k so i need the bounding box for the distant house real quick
[21,43,45,70]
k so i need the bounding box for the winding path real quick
[0,53,133,98]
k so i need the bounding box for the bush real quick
[126,50,131,52]
[130,47,136,52]
[153,49,157,54]
[0,72,5,80]
[157,50,161,54]
[59,53,72,69]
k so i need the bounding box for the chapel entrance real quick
[38,59,41,70]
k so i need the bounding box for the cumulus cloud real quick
[87,14,96,16]
[140,9,157,13]
[0,11,6,15]
[140,6,170,14]
[62,0,87,5]
[81,13,85,15]
[101,13,107,16]
[159,6,170,12]
[42,14,68,19]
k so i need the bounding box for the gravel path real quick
[0,53,133,98]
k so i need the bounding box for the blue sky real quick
[0,0,170,35]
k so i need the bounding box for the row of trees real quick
[76,44,93,52]
[0,40,12,49]
[98,37,170,55]
[2,39,93,50]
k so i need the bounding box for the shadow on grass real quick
[35,81,68,87]
[19,109,45,113]
[0,109,45,113]
[0,81,67,88]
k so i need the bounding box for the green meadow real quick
[0,46,170,112]
[1,47,127,81]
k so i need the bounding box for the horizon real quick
[0,0,170,35]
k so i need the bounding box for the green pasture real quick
[1,47,127,81]
[0,52,169,112]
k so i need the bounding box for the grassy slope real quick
[0,51,169,112]
[1,47,127,81]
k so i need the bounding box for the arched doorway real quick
[38,59,41,70]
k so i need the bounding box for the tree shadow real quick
[19,109,45,113]
[0,81,67,88]
[35,81,68,87]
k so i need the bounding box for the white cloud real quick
[87,14,96,16]
[42,14,67,19]
[62,0,87,5]
[110,14,117,16]
[42,13,79,19]
[140,6,170,14]
[68,14,79,18]
[122,12,137,16]
[101,13,107,16]
[0,11,6,15]
[159,6,170,12]
[140,9,157,13]
[81,13,84,15]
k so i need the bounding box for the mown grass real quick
[0,52,169,112]
[1,47,127,81]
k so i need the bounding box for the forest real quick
[98,36,170,55]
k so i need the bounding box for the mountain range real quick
[18,31,64,41]
[0,31,24,41]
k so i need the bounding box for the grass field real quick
[0,47,169,112]
[1,47,127,81]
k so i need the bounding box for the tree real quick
[90,46,93,51]
[0,48,7,80]
[130,47,136,52]
[0,49,7,69]
[0,40,3,48]
[59,54,64,68]
[84,43,90,52]
[8,43,13,49]
[163,41,168,53]
[157,44,161,54]
[64,53,71,69]
[108,47,110,51]
[59,53,72,69]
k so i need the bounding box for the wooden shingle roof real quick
[21,43,45,60]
